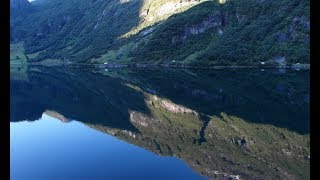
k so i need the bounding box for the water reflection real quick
[10,66,310,179]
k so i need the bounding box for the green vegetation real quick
[132,0,310,65]
[10,0,309,65]
[10,43,27,64]
[11,0,145,62]
[89,42,135,64]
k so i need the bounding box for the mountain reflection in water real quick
[10,66,310,179]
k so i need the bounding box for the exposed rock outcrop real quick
[129,110,161,128]
[172,13,227,43]
[276,16,310,43]
[44,110,71,123]
[156,0,198,17]
[154,96,198,114]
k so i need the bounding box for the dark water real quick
[10,66,310,179]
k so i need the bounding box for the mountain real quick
[10,0,310,65]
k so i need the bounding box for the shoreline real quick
[10,62,310,70]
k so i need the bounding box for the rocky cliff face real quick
[171,13,226,43]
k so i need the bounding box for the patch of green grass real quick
[10,43,27,64]
[36,58,63,66]
[27,51,43,59]
[90,42,135,64]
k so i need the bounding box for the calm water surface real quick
[10,66,310,179]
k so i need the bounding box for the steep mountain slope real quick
[10,0,310,65]
[10,0,33,42]
[132,0,310,65]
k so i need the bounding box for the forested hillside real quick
[10,0,310,65]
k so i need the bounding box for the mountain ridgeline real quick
[10,0,310,65]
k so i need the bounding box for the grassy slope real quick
[10,43,26,64]
[10,42,28,80]
[10,42,62,66]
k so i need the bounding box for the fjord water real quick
[11,114,203,180]
[10,66,310,179]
